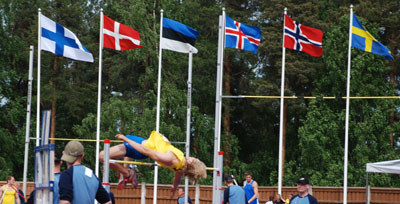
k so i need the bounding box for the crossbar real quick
[222,95,400,99]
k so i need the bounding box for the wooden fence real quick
[3,182,399,203]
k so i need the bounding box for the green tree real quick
[296,13,400,187]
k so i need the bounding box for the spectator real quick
[285,193,293,204]
[0,176,20,204]
[289,177,318,204]
[243,171,259,204]
[109,191,115,204]
[223,174,246,204]
[14,182,25,204]
[53,149,63,204]
[265,195,274,204]
[26,149,63,204]
[59,141,111,204]
[177,187,192,204]
[274,194,284,204]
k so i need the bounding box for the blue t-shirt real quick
[59,165,110,204]
[224,185,246,204]
[124,135,148,159]
[244,180,259,204]
[289,194,318,204]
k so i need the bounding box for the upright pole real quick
[23,45,34,195]
[217,151,224,204]
[366,172,369,204]
[154,9,164,204]
[95,8,104,177]
[102,139,110,193]
[213,8,225,204]
[344,5,353,204]
[184,51,193,204]
[36,9,41,147]
[278,7,287,195]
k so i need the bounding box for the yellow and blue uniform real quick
[124,131,185,171]
[123,135,148,160]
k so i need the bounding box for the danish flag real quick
[225,16,261,54]
[284,14,323,57]
[103,15,142,50]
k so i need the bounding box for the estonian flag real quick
[161,18,199,54]
[351,14,393,60]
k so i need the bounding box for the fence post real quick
[195,183,200,204]
[141,182,146,204]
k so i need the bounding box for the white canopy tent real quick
[365,159,400,204]
[366,159,400,174]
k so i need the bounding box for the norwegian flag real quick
[103,15,142,50]
[284,14,323,57]
[225,16,261,54]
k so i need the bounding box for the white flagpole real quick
[278,7,287,195]
[154,9,164,204]
[344,5,353,204]
[95,8,104,177]
[212,8,225,204]
[23,45,34,195]
[184,50,193,204]
[36,9,41,147]
[212,14,222,204]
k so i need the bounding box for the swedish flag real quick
[352,14,393,60]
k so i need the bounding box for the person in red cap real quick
[289,177,318,204]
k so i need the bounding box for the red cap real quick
[104,139,110,144]
[218,151,224,155]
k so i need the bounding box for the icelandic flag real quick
[161,18,199,54]
[40,14,94,62]
[351,14,393,60]
[284,14,323,57]
[225,16,261,54]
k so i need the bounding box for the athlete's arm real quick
[170,171,183,198]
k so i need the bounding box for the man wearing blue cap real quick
[289,177,318,204]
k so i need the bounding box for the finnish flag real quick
[40,14,94,62]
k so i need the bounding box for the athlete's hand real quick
[115,134,126,141]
